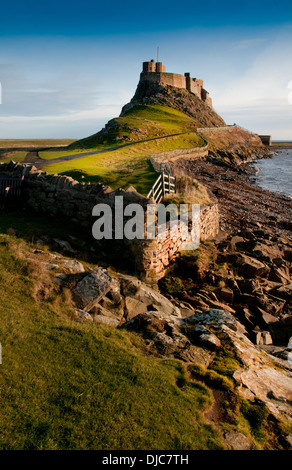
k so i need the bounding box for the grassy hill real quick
[0,212,287,450]
[68,104,202,149]
[0,225,224,450]
[34,105,207,195]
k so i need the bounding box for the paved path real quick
[33,133,187,166]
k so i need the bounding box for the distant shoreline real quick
[271,142,292,149]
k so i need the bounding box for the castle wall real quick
[140,72,187,89]
[259,135,272,146]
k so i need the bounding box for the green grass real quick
[41,133,204,195]
[69,105,202,149]
[0,232,224,450]
[0,151,29,163]
[0,139,76,148]
[1,105,206,196]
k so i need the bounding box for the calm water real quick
[252,149,292,198]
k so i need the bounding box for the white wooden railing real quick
[147,167,176,203]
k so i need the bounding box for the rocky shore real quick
[173,155,292,235]
[15,150,291,448]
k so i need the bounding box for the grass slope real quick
[0,105,206,195]
[41,133,205,195]
[38,105,206,194]
[68,105,200,149]
[0,231,223,450]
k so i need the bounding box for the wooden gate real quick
[147,168,176,204]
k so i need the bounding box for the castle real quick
[141,60,213,108]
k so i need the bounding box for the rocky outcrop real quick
[26,245,292,429]
[120,81,226,128]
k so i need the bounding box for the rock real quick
[116,272,181,317]
[269,266,290,285]
[193,326,221,350]
[172,300,195,318]
[258,293,286,316]
[283,248,292,262]
[238,254,270,279]
[120,311,215,366]
[196,297,236,314]
[263,346,292,362]
[72,267,112,311]
[184,309,246,334]
[254,307,279,326]
[92,303,123,322]
[237,278,261,294]
[73,308,93,322]
[97,295,125,318]
[125,297,148,320]
[52,273,68,285]
[251,242,283,264]
[53,238,76,254]
[234,366,292,420]
[217,287,234,303]
[107,278,123,305]
[92,314,120,327]
[251,329,273,345]
[284,434,292,448]
[60,259,85,273]
[272,283,292,301]
[224,431,253,450]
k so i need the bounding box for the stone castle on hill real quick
[141,59,213,108]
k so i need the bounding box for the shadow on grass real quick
[0,210,136,274]
[57,159,158,196]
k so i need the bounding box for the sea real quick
[252,148,292,199]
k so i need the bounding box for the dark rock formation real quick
[120,81,226,128]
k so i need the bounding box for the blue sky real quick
[0,0,292,140]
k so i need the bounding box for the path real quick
[30,132,187,166]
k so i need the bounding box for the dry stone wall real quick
[0,161,219,283]
[149,145,209,171]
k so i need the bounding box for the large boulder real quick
[238,254,270,279]
[269,266,290,285]
[115,272,181,317]
[272,283,292,301]
[120,311,216,366]
[60,259,85,274]
[72,267,112,311]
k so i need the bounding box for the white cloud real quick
[213,30,292,138]
[0,105,120,123]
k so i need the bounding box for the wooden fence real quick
[147,169,176,204]
[0,176,23,196]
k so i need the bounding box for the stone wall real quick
[0,161,219,283]
[149,145,209,171]
[140,71,187,89]
[138,202,219,282]
[259,135,272,146]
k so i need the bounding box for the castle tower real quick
[140,60,213,108]
[142,60,156,72]
[155,62,166,72]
